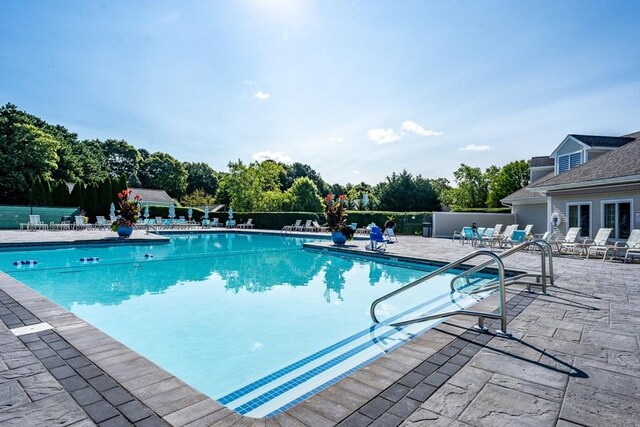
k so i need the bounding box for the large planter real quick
[117,226,133,238]
[331,231,347,246]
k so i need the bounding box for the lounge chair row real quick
[556,227,640,262]
[453,224,533,249]
[20,215,114,231]
[282,220,329,233]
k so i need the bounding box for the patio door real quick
[603,200,632,239]
[567,203,590,237]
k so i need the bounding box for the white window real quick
[567,203,591,237]
[602,200,633,239]
[558,152,582,173]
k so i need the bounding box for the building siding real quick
[432,212,517,238]
[549,189,640,240]
[556,139,584,155]
[512,203,547,236]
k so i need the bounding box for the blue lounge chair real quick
[366,226,389,251]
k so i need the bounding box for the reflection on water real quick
[1,233,425,309]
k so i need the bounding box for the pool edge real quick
[0,256,532,426]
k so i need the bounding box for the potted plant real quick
[324,193,355,245]
[111,189,140,238]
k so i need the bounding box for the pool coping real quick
[0,234,536,426]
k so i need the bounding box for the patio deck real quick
[0,230,638,426]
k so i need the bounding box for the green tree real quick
[69,183,83,208]
[138,153,188,198]
[43,178,53,205]
[286,177,323,212]
[185,162,218,196]
[29,176,47,205]
[214,173,231,205]
[103,139,141,178]
[127,172,142,187]
[73,140,109,184]
[330,183,346,197]
[376,170,439,211]
[84,183,98,218]
[181,189,216,207]
[98,179,113,214]
[346,182,375,210]
[51,180,67,206]
[222,160,285,211]
[283,162,330,195]
[487,160,530,207]
[0,104,61,203]
[447,164,490,209]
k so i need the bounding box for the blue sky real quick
[1,0,639,185]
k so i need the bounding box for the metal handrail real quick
[370,250,510,335]
[450,239,554,294]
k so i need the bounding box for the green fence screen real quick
[0,205,81,229]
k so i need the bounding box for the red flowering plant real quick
[324,193,355,240]
[111,190,141,231]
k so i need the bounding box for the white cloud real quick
[400,120,443,137]
[329,136,344,142]
[252,150,293,163]
[367,128,401,144]
[254,90,271,100]
[251,342,263,351]
[352,169,361,174]
[460,144,492,152]
[243,80,256,86]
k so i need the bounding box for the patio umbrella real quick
[188,207,193,220]
[228,207,234,220]
[169,204,176,219]
[109,203,116,218]
[203,205,209,220]
[144,205,150,219]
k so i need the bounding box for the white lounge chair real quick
[25,215,48,231]
[583,228,614,259]
[95,216,110,230]
[282,219,301,233]
[384,227,398,242]
[27,215,48,231]
[238,218,254,229]
[557,227,582,254]
[522,224,534,238]
[312,220,329,232]
[617,229,640,263]
[74,216,90,230]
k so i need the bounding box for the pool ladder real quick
[369,239,554,336]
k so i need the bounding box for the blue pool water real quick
[0,233,494,417]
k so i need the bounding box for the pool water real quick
[0,233,495,417]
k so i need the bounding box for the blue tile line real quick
[263,316,446,417]
[233,298,457,415]
[217,291,451,405]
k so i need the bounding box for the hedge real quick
[450,207,511,213]
[142,207,433,235]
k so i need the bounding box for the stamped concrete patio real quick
[0,229,638,426]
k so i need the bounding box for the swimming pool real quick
[0,233,495,417]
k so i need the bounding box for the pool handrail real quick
[370,250,510,335]
[449,239,554,295]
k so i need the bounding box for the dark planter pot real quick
[331,231,347,245]
[117,226,133,238]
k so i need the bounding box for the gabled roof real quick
[128,188,175,204]
[530,139,640,191]
[568,134,634,148]
[530,156,554,167]
[501,172,554,204]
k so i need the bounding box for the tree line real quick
[0,103,530,213]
